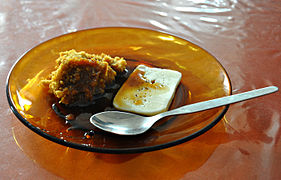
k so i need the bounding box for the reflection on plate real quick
[6,27,231,153]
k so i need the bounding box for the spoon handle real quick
[157,86,278,118]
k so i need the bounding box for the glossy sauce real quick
[52,64,131,133]
[51,60,189,139]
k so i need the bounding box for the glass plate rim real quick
[6,26,232,154]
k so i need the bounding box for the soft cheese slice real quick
[113,65,182,116]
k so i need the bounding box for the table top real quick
[1,1,280,179]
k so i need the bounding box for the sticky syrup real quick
[52,60,140,138]
[51,60,189,139]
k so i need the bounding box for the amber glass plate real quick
[6,27,231,153]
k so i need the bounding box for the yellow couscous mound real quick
[42,49,127,105]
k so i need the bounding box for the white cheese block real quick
[113,64,182,116]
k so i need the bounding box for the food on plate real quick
[43,49,182,123]
[42,49,127,105]
[113,65,182,116]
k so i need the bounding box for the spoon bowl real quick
[90,86,278,135]
[91,111,155,135]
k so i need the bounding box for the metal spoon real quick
[90,86,278,135]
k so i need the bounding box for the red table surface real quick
[1,1,280,179]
